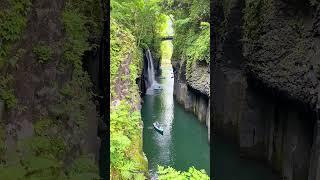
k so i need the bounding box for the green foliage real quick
[160,40,173,64]
[0,116,98,179]
[0,125,65,179]
[110,9,148,178]
[156,14,172,38]
[0,154,65,179]
[0,75,17,109]
[243,0,263,41]
[55,0,96,131]
[111,0,165,57]
[0,0,101,179]
[0,0,31,108]
[65,0,102,39]
[243,0,273,42]
[110,101,147,179]
[0,165,26,180]
[164,0,210,77]
[110,18,137,95]
[0,0,31,67]
[55,69,92,129]
[62,9,90,66]
[157,166,209,180]
[33,44,53,64]
[68,156,99,179]
[110,17,143,104]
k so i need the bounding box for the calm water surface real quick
[142,66,210,179]
[213,136,280,180]
[142,66,278,180]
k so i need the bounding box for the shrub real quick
[33,44,53,64]
[0,75,17,109]
[157,166,210,180]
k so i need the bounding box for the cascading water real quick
[146,49,161,94]
[147,49,155,87]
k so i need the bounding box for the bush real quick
[0,75,17,109]
[0,0,32,67]
[157,166,210,180]
[33,44,53,64]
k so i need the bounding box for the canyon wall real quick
[214,0,320,179]
[172,59,210,141]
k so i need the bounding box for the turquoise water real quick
[213,136,280,180]
[142,66,210,179]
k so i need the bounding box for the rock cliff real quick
[0,0,105,178]
[214,0,320,179]
[172,59,210,141]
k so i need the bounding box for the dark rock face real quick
[0,0,102,168]
[187,61,210,97]
[214,0,320,179]
[172,60,210,141]
[0,101,3,123]
[243,0,320,110]
[213,65,315,179]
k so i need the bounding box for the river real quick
[142,65,210,179]
[213,136,280,180]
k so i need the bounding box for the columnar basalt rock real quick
[172,60,210,141]
[214,0,320,179]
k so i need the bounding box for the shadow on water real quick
[213,135,280,180]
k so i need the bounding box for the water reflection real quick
[145,65,175,177]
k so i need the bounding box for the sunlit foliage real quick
[162,0,210,77]
[158,165,210,180]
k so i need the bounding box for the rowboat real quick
[154,85,162,90]
[153,122,163,134]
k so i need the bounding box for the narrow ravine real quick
[142,53,210,179]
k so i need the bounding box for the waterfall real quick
[146,49,161,94]
[146,49,155,87]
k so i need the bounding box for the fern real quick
[33,44,53,64]
[157,166,209,180]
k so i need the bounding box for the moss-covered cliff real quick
[110,17,148,179]
[0,0,104,179]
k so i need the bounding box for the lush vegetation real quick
[0,0,102,179]
[33,44,53,64]
[110,1,148,179]
[110,102,147,179]
[0,0,31,109]
[0,116,99,180]
[111,0,168,59]
[157,166,210,180]
[111,0,210,179]
[163,0,210,77]
[160,40,173,64]
[0,0,31,67]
